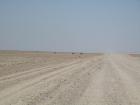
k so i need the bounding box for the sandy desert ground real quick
[0,51,140,105]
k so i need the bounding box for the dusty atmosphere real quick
[0,51,140,105]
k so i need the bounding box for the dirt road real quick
[0,52,140,105]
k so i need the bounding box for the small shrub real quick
[72,52,75,54]
[80,53,83,55]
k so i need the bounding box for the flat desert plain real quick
[0,51,140,105]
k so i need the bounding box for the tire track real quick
[110,55,140,105]
[0,59,80,81]
[0,60,85,100]
[11,58,103,105]
[0,57,102,105]
[0,59,82,91]
[1,54,140,105]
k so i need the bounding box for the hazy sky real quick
[0,0,140,53]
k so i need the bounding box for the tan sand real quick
[0,51,140,105]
